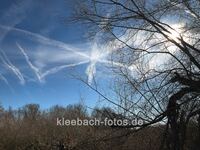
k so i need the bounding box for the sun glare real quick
[90,49,101,62]
[89,43,104,62]
[166,24,184,43]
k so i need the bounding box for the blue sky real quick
[0,0,186,110]
[0,0,117,109]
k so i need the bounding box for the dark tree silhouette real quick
[72,0,200,149]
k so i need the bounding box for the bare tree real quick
[72,0,200,149]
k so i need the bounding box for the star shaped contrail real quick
[0,24,132,85]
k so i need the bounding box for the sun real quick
[166,23,184,43]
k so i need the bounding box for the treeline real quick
[0,103,198,150]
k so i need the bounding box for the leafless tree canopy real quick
[72,0,200,149]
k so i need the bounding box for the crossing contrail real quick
[16,42,42,82]
[0,50,25,84]
[17,42,90,82]
[0,24,89,59]
[0,24,132,85]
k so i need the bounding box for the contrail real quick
[16,42,42,82]
[0,74,9,85]
[85,41,126,85]
[17,42,90,82]
[0,24,133,85]
[0,73,15,93]
[85,59,134,85]
[0,50,25,84]
[86,62,96,85]
[0,24,89,59]
[99,59,129,69]
[41,60,89,79]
